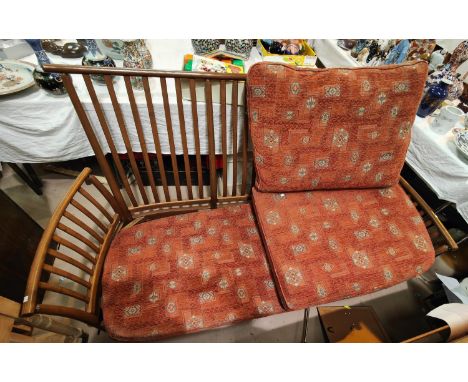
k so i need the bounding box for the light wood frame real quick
[21,64,458,340]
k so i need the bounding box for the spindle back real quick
[43,64,251,224]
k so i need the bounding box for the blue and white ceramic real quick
[24,39,66,95]
[384,39,410,65]
[453,128,468,160]
[81,39,116,83]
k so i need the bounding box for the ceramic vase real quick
[81,39,116,84]
[24,39,66,95]
[417,78,451,118]
[225,39,253,59]
[122,39,153,90]
[191,39,220,55]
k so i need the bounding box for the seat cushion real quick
[101,204,283,341]
[252,185,435,310]
[247,61,428,192]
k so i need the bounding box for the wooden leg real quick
[7,163,43,195]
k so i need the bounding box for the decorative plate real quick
[96,39,124,60]
[453,128,468,160]
[0,59,35,96]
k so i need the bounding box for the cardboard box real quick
[317,306,390,343]
[256,39,317,67]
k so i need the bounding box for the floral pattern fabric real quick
[102,204,283,341]
[247,62,428,192]
[252,185,435,310]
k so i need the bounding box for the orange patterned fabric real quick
[252,186,435,310]
[247,62,428,192]
[102,204,283,341]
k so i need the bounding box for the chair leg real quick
[301,307,310,343]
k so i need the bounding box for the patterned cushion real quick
[252,186,435,310]
[247,62,428,192]
[102,204,283,341]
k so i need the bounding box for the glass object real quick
[417,78,451,118]
[24,39,66,95]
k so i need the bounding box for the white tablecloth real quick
[311,39,361,68]
[0,40,263,162]
[406,116,468,223]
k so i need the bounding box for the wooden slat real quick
[175,78,193,200]
[160,77,182,201]
[88,175,122,218]
[53,234,96,264]
[220,80,228,197]
[63,210,104,244]
[86,216,120,314]
[57,222,100,254]
[29,305,99,327]
[142,77,171,202]
[77,187,113,222]
[241,88,248,196]
[60,75,131,223]
[22,168,93,316]
[204,79,217,209]
[124,76,159,204]
[48,248,93,275]
[70,199,107,233]
[104,74,149,204]
[400,177,458,251]
[38,282,89,303]
[231,80,239,196]
[82,74,138,207]
[189,79,204,199]
[43,264,91,289]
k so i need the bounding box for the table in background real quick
[0,40,262,163]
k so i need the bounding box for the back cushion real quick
[247,61,428,192]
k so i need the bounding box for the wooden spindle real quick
[77,187,113,222]
[104,75,149,204]
[189,79,204,199]
[63,210,104,244]
[47,248,93,275]
[57,222,100,254]
[220,80,228,197]
[205,79,217,209]
[175,78,193,200]
[70,199,107,233]
[142,77,171,202]
[124,76,159,204]
[61,74,131,223]
[82,74,138,207]
[231,80,239,196]
[160,77,182,201]
[38,282,89,303]
[241,85,248,196]
[43,264,91,289]
[52,235,96,264]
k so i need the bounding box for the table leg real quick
[301,307,310,343]
[7,163,43,196]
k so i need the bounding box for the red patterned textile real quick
[252,186,435,310]
[247,62,428,192]
[102,204,283,341]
